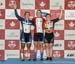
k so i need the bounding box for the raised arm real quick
[52,6,63,23]
[13,4,24,21]
[58,6,63,19]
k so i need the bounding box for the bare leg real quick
[40,42,44,60]
[27,43,31,60]
[49,43,53,60]
[46,43,50,58]
[20,43,25,61]
[33,42,37,60]
[43,43,46,58]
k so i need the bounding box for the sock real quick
[41,52,43,59]
[27,53,30,59]
[43,50,47,59]
[34,52,37,59]
[21,53,24,59]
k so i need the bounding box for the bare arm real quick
[59,6,63,19]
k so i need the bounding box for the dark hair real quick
[24,12,30,16]
[45,13,50,17]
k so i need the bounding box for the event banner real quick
[0,0,75,60]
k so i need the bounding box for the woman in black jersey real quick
[44,6,62,60]
[13,4,34,61]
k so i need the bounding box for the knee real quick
[27,44,31,49]
[50,44,53,48]
[21,44,25,49]
[34,43,37,47]
[43,43,46,48]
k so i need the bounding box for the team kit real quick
[13,4,62,61]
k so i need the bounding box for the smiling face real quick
[36,10,42,18]
[24,12,30,20]
[46,14,51,21]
